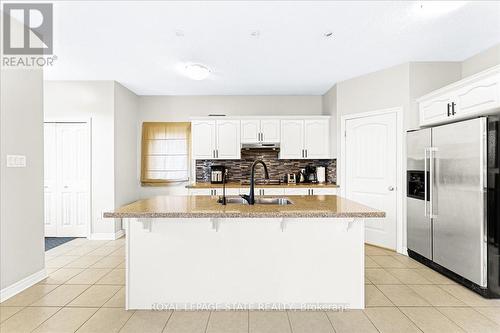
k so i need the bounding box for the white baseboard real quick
[0,268,47,302]
[90,229,125,240]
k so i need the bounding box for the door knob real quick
[388,186,395,191]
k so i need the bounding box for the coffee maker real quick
[299,165,317,183]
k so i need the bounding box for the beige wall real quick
[44,81,119,236]
[322,85,337,158]
[1,68,45,290]
[138,95,322,122]
[114,82,139,232]
[461,43,500,78]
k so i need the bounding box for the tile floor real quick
[1,238,500,332]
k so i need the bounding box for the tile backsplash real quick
[195,149,336,183]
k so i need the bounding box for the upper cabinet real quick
[192,116,331,160]
[280,118,330,159]
[419,66,500,127]
[241,119,280,143]
[192,120,240,160]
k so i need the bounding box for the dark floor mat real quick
[45,237,77,251]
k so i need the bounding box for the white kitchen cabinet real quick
[284,187,337,196]
[311,188,338,195]
[280,119,330,159]
[188,188,240,196]
[216,120,241,159]
[419,94,454,127]
[241,119,280,143]
[455,73,500,119]
[419,66,500,127]
[280,119,305,159]
[284,188,309,195]
[253,188,285,196]
[192,119,240,160]
[191,120,217,159]
[241,119,260,143]
[304,119,330,159]
[260,119,280,142]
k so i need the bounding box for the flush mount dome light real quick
[183,63,211,80]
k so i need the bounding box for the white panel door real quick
[280,120,304,159]
[192,120,216,159]
[216,120,241,159]
[56,123,89,237]
[241,120,260,143]
[304,119,330,159]
[345,112,397,249]
[260,119,280,142]
[44,123,58,237]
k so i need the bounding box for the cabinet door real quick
[241,119,260,143]
[192,120,216,159]
[216,120,241,159]
[304,119,330,159]
[189,188,213,195]
[213,188,240,196]
[260,119,280,142]
[455,74,500,119]
[260,188,285,196]
[419,95,453,126]
[311,188,338,195]
[284,188,309,195]
[280,119,304,159]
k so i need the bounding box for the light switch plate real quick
[6,155,26,168]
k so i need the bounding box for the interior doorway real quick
[340,107,403,251]
[44,122,91,239]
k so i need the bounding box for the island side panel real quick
[127,217,365,310]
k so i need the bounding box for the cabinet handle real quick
[447,103,451,117]
[311,189,313,195]
[261,132,263,141]
[305,149,308,158]
[451,102,456,115]
[216,150,218,158]
[302,149,304,158]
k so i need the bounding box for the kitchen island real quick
[104,195,384,310]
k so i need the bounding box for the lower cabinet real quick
[189,187,337,196]
[188,188,240,196]
[284,188,338,195]
[253,188,285,196]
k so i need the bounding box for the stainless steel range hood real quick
[241,143,280,150]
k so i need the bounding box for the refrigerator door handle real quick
[424,148,429,217]
[429,147,437,218]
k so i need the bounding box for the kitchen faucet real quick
[241,160,269,205]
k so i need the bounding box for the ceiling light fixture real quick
[415,1,467,18]
[183,63,211,80]
[250,30,260,38]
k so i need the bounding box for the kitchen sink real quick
[222,197,293,205]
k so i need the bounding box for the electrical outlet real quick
[6,155,26,168]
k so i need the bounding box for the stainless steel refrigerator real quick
[407,117,499,298]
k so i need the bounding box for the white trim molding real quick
[90,229,125,241]
[0,268,47,302]
[339,107,405,254]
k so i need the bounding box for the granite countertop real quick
[186,182,339,189]
[103,195,384,219]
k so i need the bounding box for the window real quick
[141,122,191,185]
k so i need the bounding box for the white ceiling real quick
[45,1,500,95]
